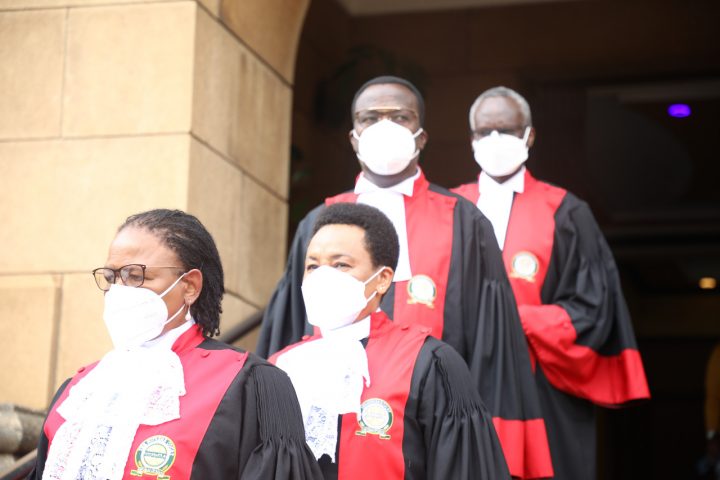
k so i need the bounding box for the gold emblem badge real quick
[407,274,437,308]
[356,398,393,439]
[510,251,539,282]
[131,435,176,479]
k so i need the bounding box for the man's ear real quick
[416,129,429,151]
[183,269,203,306]
[376,267,395,295]
[527,127,536,149]
[349,129,359,153]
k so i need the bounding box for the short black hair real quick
[350,75,425,125]
[119,209,224,337]
[312,203,399,271]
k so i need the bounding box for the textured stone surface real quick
[187,138,244,298]
[0,9,64,139]
[0,276,57,410]
[221,292,258,338]
[0,135,191,273]
[219,0,309,83]
[55,274,110,390]
[62,1,196,136]
[193,8,292,198]
[237,178,288,307]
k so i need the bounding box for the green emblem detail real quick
[356,398,393,440]
[407,274,437,308]
[130,435,176,479]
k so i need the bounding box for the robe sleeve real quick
[410,337,510,480]
[256,205,324,358]
[449,196,553,479]
[519,194,650,406]
[27,378,72,480]
[237,361,323,479]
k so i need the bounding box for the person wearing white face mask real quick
[453,86,650,480]
[258,75,553,479]
[29,209,322,480]
[270,202,510,480]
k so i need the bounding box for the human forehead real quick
[306,224,371,264]
[105,226,179,268]
[354,83,419,114]
[473,96,524,127]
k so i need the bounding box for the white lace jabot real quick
[42,320,193,480]
[276,317,371,462]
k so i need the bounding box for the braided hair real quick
[119,209,224,337]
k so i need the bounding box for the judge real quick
[453,86,651,479]
[30,209,322,480]
[270,202,510,479]
[258,75,552,479]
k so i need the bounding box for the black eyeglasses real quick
[354,108,419,129]
[91,264,185,291]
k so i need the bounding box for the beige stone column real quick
[0,0,309,410]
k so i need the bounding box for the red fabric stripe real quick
[519,304,650,404]
[338,312,429,480]
[45,327,248,479]
[122,328,247,479]
[492,417,553,479]
[44,363,98,443]
[450,181,480,204]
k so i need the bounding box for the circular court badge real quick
[407,274,436,308]
[131,435,176,479]
[356,398,393,439]
[510,251,539,281]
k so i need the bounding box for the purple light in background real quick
[668,103,691,118]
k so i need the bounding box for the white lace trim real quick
[43,336,187,480]
[277,317,371,462]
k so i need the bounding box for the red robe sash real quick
[326,171,455,339]
[44,326,248,479]
[456,171,650,405]
[338,312,429,479]
[272,312,428,479]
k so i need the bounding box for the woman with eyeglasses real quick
[29,209,322,480]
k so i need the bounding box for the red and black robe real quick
[258,171,553,479]
[30,325,322,480]
[454,170,650,480]
[271,311,510,480]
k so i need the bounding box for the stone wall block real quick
[0,135,190,273]
[55,273,110,390]
[0,276,57,410]
[187,138,244,300]
[0,9,65,139]
[193,8,292,198]
[237,178,288,307]
[219,0,310,83]
[63,1,196,136]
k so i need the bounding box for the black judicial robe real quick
[454,170,650,480]
[30,325,322,480]
[258,171,553,479]
[270,311,511,480]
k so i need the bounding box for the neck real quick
[361,162,419,188]
[487,165,524,184]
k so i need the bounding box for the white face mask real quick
[301,266,385,332]
[103,273,187,350]
[353,120,423,176]
[472,127,531,177]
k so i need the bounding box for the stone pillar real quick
[0,0,309,410]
